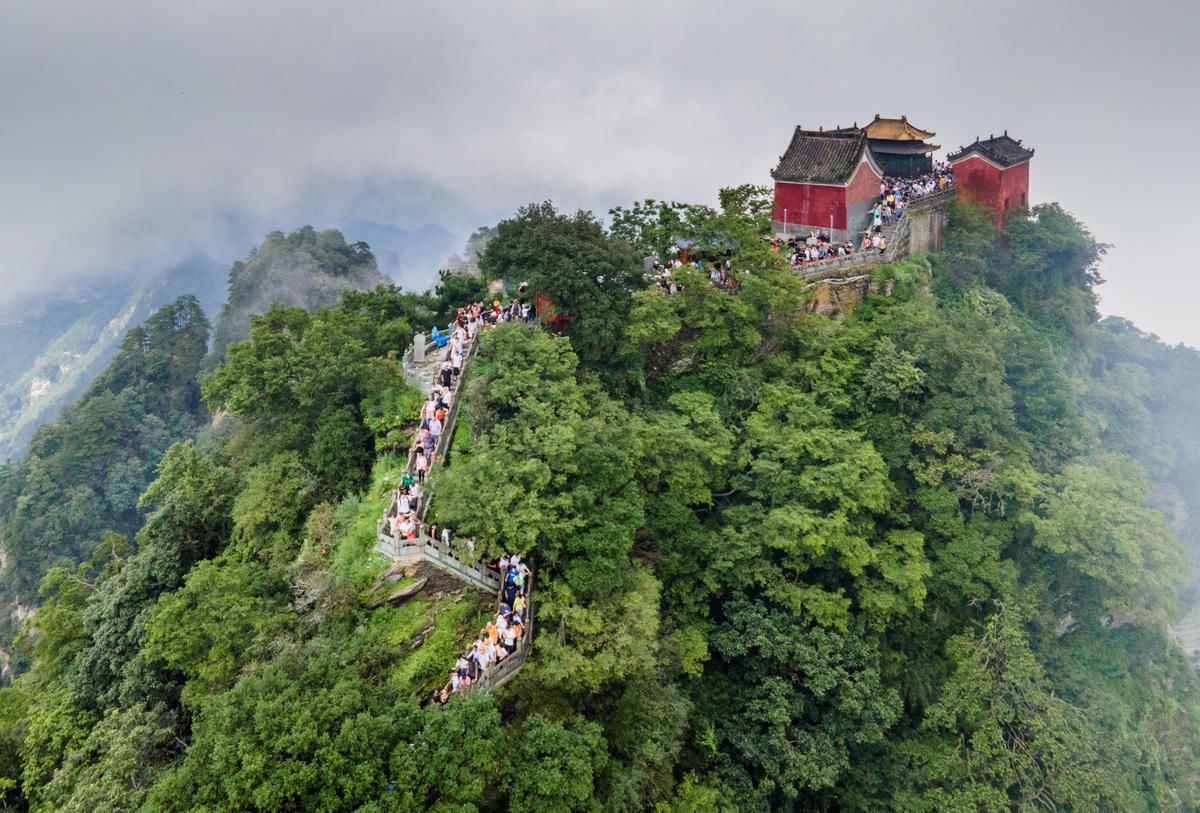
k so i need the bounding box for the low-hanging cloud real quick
[1,0,1197,342]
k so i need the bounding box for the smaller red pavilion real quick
[948,133,1034,228]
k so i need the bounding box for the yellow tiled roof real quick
[864,114,935,142]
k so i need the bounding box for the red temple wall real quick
[952,155,1030,228]
[952,155,1003,212]
[772,181,848,231]
[1000,161,1030,214]
[845,159,882,208]
[844,159,884,228]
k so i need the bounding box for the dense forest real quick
[0,190,1199,811]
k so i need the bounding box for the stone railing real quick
[786,185,958,277]
[435,571,534,699]
[796,249,884,279]
[905,185,958,211]
[784,185,957,289]
[472,573,534,692]
[885,211,913,263]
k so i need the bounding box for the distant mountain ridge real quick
[338,219,459,292]
[0,226,408,647]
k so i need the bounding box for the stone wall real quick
[905,204,947,255]
[885,188,956,260]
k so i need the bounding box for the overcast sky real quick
[2,0,1197,343]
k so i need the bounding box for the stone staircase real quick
[885,186,957,261]
[375,327,486,586]
[375,321,537,696]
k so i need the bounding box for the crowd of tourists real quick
[383,297,545,540]
[777,232,861,266]
[648,257,739,295]
[433,555,533,704]
[883,161,955,204]
[372,299,540,705]
[382,305,476,540]
[873,163,955,227]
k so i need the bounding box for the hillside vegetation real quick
[0,194,1199,811]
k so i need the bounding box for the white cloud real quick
[0,0,1197,342]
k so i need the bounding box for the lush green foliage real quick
[1,194,1200,812]
[479,201,645,373]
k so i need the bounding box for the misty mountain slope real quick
[0,256,226,461]
[0,287,130,386]
[0,295,213,655]
[211,226,390,357]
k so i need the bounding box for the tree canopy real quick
[0,195,1198,811]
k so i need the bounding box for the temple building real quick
[863,114,939,177]
[948,132,1033,228]
[770,126,883,241]
[770,117,1034,239]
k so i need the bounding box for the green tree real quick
[155,635,406,811]
[387,692,503,812]
[479,201,644,371]
[502,715,608,813]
